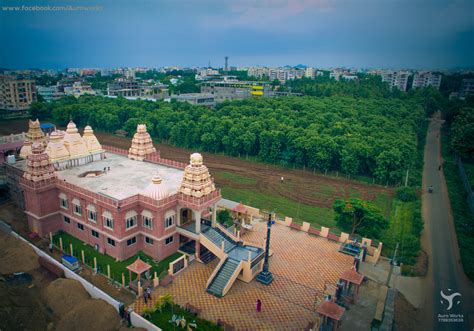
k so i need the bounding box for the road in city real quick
[421,113,473,331]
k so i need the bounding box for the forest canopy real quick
[31,93,429,185]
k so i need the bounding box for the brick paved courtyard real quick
[133,222,354,330]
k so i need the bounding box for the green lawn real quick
[52,231,182,284]
[220,185,335,227]
[145,303,222,331]
[216,169,394,230]
[372,192,394,219]
[442,132,474,281]
[381,200,415,261]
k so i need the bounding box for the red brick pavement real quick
[133,222,353,330]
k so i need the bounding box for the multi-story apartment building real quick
[201,80,271,102]
[380,71,410,91]
[37,85,64,102]
[64,81,96,97]
[269,69,288,83]
[460,79,474,97]
[0,75,37,111]
[247,67,269,79]
[412,72,442,90]
[304,67,315,79]
[172,93,215,108]
[107,78,169,99]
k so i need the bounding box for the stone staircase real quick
[202,227,236,253]
[206,259,240,297]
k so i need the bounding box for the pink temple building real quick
[5,120,265,297]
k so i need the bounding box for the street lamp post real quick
[256,213,274,285]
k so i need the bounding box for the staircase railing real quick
[206,256,228,288]
[216,223,240,243]
[199,233,227,259]
[222,260,244,296]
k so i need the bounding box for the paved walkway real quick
[133,222,354,330]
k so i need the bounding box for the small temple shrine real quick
[128,124,156,161]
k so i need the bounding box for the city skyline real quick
[1,0,473,69]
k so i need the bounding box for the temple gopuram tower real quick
[25,119,47,147]
[21,142,60,236]
[128,124,156,161]
[179,153,216,198]
[83,125,103,154]
[62,121,89,159]
[45,131,70,163]
[19,119,46,158]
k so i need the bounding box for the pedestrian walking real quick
[146,287,152,300]
[48,242,53,254]
[127,307,132,327]
[143,291,148,304]
[256,299,262,313]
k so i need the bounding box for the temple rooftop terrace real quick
[13,150,186,201]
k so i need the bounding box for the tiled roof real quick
[317,300,345,321]
[233,202,247,213]
[340,268,364,285]
[126,257,151,275]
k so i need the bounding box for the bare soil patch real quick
[394,292,424,331]
[95,130,394,209]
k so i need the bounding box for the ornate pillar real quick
[212,203,217,228]
[195,210,201,233]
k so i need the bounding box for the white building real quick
[412,72,442,90]
[37,85,64,102]
[304,67,315,79]
[64,82,96,98]
[381,71,410,92]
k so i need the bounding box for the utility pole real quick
[386,242,399,287]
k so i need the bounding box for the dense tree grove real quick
[32,92,430,184]
[333,198,388,238]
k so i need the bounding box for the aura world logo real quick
[438,289,464,324]
[440,289,461,311]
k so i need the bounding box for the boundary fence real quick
[4,227,161,331]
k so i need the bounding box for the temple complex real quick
[5,120,265,298]
[128,124,156,161]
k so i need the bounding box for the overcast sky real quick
[0,0,473,69]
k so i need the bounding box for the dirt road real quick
[421,113,474,330]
